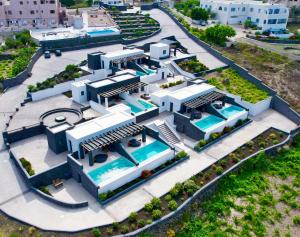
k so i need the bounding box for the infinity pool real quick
[88,157,134,184]
[131,140,169,163]
[194,115,224,131]
[127,100,154,114]
[87,29,116,37]
[138,99,154,109]
[88,140,169,184]
[127,103,143,114]
[219,105,244,118]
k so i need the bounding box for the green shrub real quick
[120,225,129,234]
[164,194,172,202]
[128,212,138,223]
[112,222,119,230]
[175,150,188,160]
[91,228,101,237]
[19,158,35,176]
[197,139,207,148]
[215,166,224,175]
[170,182,183,197]
[210,132,221,141]
[151,197,161,209]
[98,193,107,201]
[293,216,300,225]
[146,219,153,225]
[178,59,208,74]
[39,186,51,196]
[152,209,162,220]
[137,219,146,228]
[246,140,254,147]
[183,179,199,196]
[144,203,153,212]
[168,200,178,211]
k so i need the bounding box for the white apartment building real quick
[268,0,300,8]
[0,0,65,29]
[100,0,125,7]
[201,0,289,31]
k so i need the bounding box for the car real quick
[54,49,62,56]
[44,51,51,59]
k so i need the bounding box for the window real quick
[19,11,22,15]
[258,9,261,13]
[34,0,37,4]
[231,8,235,12]
[0,2,2,5]
[268,19,277,24]
[264,20,266,24]
[50,10,55,14]
[30,10,34,14]
[50,0,55,3]
[274,9,280,14]
[40,0,44,3]
[256,18,259,23]
[268,9,273,14]
[224,7,227,12]
[81,91,84,96]
[163,50,167,54]
[8,10,12,15]
[218,6,222,11]
[242,7,245,11]
[162,102,165,106]
[277,19,287,24]
[19,1,23,4]
[250,8,253,12]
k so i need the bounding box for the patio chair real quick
[52,178,63,189]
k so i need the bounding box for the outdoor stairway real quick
[166,62,180,76]
[158,123,180,145]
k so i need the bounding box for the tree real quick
[190,8,209,21]
[205,25,236,46]
[244,19,253,29]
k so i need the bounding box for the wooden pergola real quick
[183,91,225,109]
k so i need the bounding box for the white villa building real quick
[201,0,289,31]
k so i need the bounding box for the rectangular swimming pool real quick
[194,115,224,131]
[127,103,143,114]
[87,29,116,37]
[131,140,170,163]
[88,157,134,184]
[219,105,244,118]
[138,99,154,109]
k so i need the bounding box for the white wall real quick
[150,44,170,60]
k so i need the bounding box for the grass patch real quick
[177,58,209,74]
[206,68,269,103]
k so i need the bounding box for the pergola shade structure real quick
[111,54,148,64]
[81,122,144,153]
[183,91,225,109]
[99,81,148,98]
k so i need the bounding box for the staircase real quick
[165,62,180,76]
[158,123,180,145]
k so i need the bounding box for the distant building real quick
[201,0,289,31]
[0,0,65,30]
[100,0,125,7]
[268,0,300,8]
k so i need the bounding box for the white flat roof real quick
[67,111,134,140]
[89,79,114,88]
[151,43,168,48]
[72,79,91,87]
[169,84,215,100]
[103,48,144,59]
[111,73,135,82]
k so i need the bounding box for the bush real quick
[178,59,208,74]
[151,197,161,209]
[112,222,119,230]
[164,194,172,202]
[167,229,176,237]
[293,216,300,225]
[210,132,221,141]
[137,219,146,228]
[128,212,138,223]
[39,186,51,196]
[152,209,162,220]
[144,203,153,212]
[19,158,35,176]
[141,170,152,179]
[196,139,207,148]
[205,25,236,46]
[223,126,232,134]
[215,166,224,175]
[168,200,178,211]
[183,179,199,196]
[91,228,101,237]
[229,153,240,163]
[175,150,188,160]
[98,193,107,201]
[246,141,254,147]
[106,227,113,235]
[120,225,129,234]
[191,8,209,21]
[146,219,152,225]
[170,182,183,197]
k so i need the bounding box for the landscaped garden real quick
[110,12,160,40]
[219,43,300,112]
[177,58,209,74]
[150,130,299,237]
[27,64,90,93]
[174,0,200,17]
[160,80,184,89]
[0,31,37,81]
[205,68,269,104]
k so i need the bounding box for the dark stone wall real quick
[174,112,205,140]
[136,107,159,123]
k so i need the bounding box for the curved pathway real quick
[0,8,297,232]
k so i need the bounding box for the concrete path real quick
[0,8,298,232]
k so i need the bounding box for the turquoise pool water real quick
[135,67,155,76]
[136,71,147,76]
[219,105,244,118]
[138,99,154,109]
[127,103,143,114]
[143,67,155,74]
[87,29,115,37]
[88,157,134,184]
[131,140,169,163]
[194,115,224,131]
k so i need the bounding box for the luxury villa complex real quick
[201,0,289,31]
